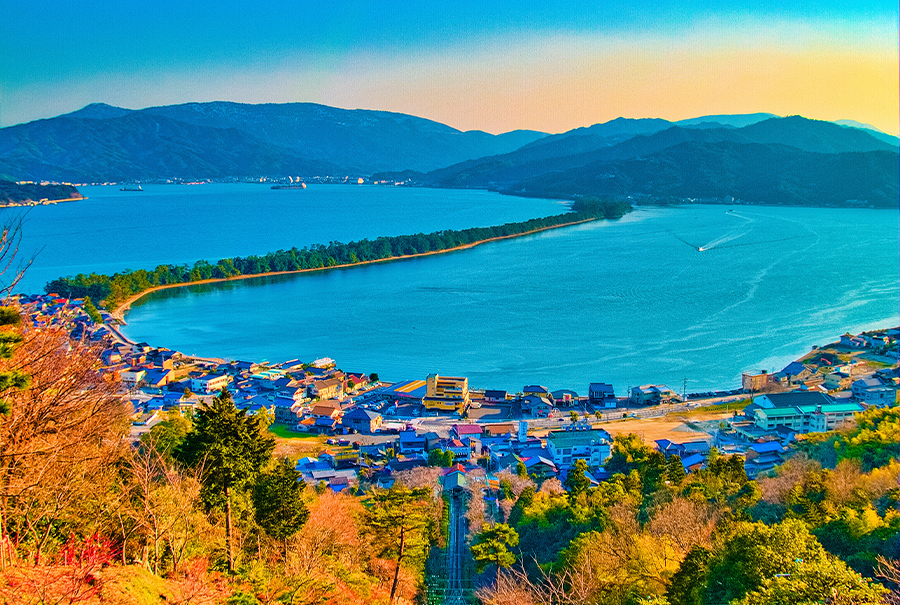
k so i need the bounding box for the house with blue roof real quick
[655,438,712,458]
[680,452,708,472]
[484,390,508,402]
[145,397,166,412]
[520,453,558,480]
[143,368,175,388]
[398,430,426,454]
[772,361,816,385]
[523,385,551,399]
[273,397,303,426]
[521,395,552,417]
[552,389,580,407]
[310,416,339,434]
[745,442,786,476]
[588,383,616,408]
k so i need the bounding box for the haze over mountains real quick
[0,101,896,208]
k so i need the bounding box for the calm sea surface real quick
[8,183,565,292]
[8,184,898,394]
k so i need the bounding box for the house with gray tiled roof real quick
[341,407,383,433]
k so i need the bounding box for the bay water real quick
[8,184,898,394]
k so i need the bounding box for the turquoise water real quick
[7,183,566,293]
[110,193,898,394]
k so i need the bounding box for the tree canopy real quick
[470,523,519,582]
[253,457,309,558]
[366,485,434,603]
[175,389,275,571]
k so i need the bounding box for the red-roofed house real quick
[451,424,482,439]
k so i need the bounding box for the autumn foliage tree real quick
[0,310,129,568]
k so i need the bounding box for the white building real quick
[546,424,612,469]
[190,373,232,394]
[120,368,146,387]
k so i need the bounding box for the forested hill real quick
[510,143,899,208]
[405,116,899,208]
[0,180,84,204]
[0,102,548,181]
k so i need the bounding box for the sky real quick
[1,1,897,135]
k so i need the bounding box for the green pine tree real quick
[565,459,591,498]
[81,296,103,324]
[666,454,687,484]
[366,485,432,603]
[470,523,519,584]
[253,458,309,559]
[175,388,275,573]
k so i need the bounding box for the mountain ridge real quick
[506,141,898,208]
[406,116,898,195]
[0,101,550,180]
[1,103,896,210]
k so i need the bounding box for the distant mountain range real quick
[390,115,898,208]
[0,102,896,208]
[0,102,546,181]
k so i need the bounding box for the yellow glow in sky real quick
[313,21,899,135]
[2,14,896,136]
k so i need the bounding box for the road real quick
[409,396,745,436]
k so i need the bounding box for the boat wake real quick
[697,211,754,250]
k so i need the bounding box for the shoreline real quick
[111,216,600,323]
[0,196,85,207]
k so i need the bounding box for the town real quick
[20,291,899,496]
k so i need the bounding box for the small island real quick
[0,180,85,207]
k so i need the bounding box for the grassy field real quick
[267,424,325,440]
[265,425,364,460]
[266,426,332,458]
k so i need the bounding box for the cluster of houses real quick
[13,294,898,492]
[305,421,618,493]
[742,328,898,396]
[18,293,108,339]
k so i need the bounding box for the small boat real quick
[120,185,143,191]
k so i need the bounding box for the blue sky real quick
[1,1,896,134]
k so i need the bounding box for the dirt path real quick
[110,217,600,322]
